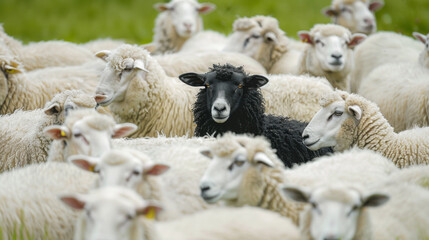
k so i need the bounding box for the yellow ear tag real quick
[5,68,16,74]
[60,130,66,137]
[145,208,156,220]
[88,165,95,172]
[302,38,308,43]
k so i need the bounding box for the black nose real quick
[302,134,309,140]
[331,54,342,59]
[214,105,226,112]
[201,185,210,193]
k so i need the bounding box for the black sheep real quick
[179,64,332,167]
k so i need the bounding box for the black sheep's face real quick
[179,70,268,123]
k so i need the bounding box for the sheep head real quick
[60,186,162,240]
[0,55,23,107]
[413,32,429,68]
[282,184,388,240]
[322,0,384,35]
[199,133,283,206]
[44,109,137,158]
[154,0,215,38]
[69,149,169,190]
[299,24,366,74]
[95,45,150,106]
[179,64,268,124]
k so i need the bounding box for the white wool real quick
[0,25,97,71]
[0,90,96,172]
[0,162,97,239]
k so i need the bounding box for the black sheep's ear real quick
[179,73,206,87]
[245,75,269,89]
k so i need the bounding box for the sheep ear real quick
[95,50,111,62]
[134,59,149,73]
[60,194,86,210]
[137,202,163,219]
[322,6,338,17]
[4,64,22,74]
[254,152,275,168]
[298,31,313,44]
[369,2,384,12]
[413,32,427,44]
[179,73,206,87]
[200,149,213,159]
[264,32,277,43]
[197,3,216,14]
[348,105,362,121]
[154,3,170,12]
[280,185,310,203]
[44,102,61,116]
[144,163,170,176]
[362,193,389,207]
[348,33,367,48]
[44,125,70,140]
[113,123,138,138]
[68,155,100,173]
[141,43,157,53]
[245,75,269,89]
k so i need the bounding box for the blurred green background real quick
[0,0,427,44]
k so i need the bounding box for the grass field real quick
[0,0,428,44]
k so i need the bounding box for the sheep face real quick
[199,147,250,203]
[44,114,137,157]
[70,149,169,189]
[154,0,215,38]
[0,58,22,107]
[282,185,388,240]
[61,187,161,240]
[299,29,365,73]
[302,100,359,151]
[323,1,383,35]
[179,68,268,123]
[413,32,429,53]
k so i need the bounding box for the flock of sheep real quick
[0,0,429,239]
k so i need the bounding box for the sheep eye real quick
[73,133,82,138]
[334,111,343,117]
[86,210,93,220]
[341,7,350,12]
[311,202,317,209]
[205,83,210,88]
[237,84,243,89]
[132,170,141,176]
[126,214,133,220]
[234,160,245,167]
[251,34,260,39]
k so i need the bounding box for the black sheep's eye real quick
[205,83,210,88]
[237,84,243,89]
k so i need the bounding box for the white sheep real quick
[0,24,97,71]
[358,51,429,132]
[0,55,100,114]
[350,31,424,93]
[282,182,429,239]
[272,24,366,91]
[0,90,97,172]
[69,147,216,220]
[302,90,429,168]
[150,0,216,54]
[178,30,228,53]
[322,0,384,35]
[61,186,301,240]
[0,161,97,239]
[45,109,137,162]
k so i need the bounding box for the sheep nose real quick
[331,54,342,59]
[201,185,210,193]
[364,18,373,25]
[302,134,309,140]
[183,22,193,30]
[214,104,227,113]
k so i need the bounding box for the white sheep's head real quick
[154,0,215,38]
[413,32,429,67]
[95,45,150,106]
[199,133,282,205]
[60,186,162,240]
[0,56,23,107]
[69,149,169,190]
[302,90,363,151]
[299,24,366,73]
[323,0,384,35]
[281,184,388,240]
[44,109,137,158]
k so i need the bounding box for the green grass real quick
[0,0,428,44]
